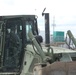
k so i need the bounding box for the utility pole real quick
[52,16,56,34]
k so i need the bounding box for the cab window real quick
[25,21,33,42]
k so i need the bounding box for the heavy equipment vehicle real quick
[0,15,39,75]
[0,14,76,75]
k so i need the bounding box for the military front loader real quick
[0,15,76,75]
[0,15,40,75]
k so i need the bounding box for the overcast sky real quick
[0,0,76,37]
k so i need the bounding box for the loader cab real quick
[0,15,38,72]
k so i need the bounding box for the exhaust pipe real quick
[42,8,50,47]
[45,13,50,47]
